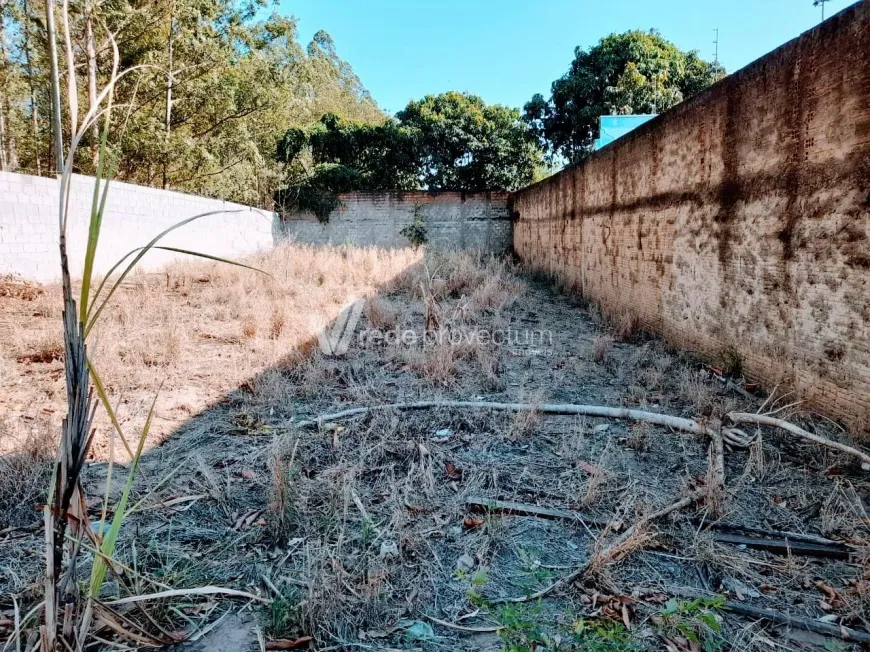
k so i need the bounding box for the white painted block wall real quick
[0,171,276,282]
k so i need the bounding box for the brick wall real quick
[513,2,870,432]
[0,171,275,282]
[277,191,513,254]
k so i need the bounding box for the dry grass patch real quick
[4,245,868,650]
[0,243,423,457]
[593,334,613,363]
[0,418,54,529]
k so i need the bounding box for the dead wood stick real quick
[708,430,726,508]
[466,496,612,527]
[264,637,314,650]
[490,490,704,605]
[424,614,503,633]
[710,532,849,559]
[689,518,840,546]
[727,412,870,469]
[655,586,870,644]
[297,401,751,446]
[725,602,870,643]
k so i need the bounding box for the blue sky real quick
[280,0,851,115]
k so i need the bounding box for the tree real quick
[397,91,540,192]
[525,30,724,164]
[0,0,384,206]
[275,92,542,221]
[275,113,419,220]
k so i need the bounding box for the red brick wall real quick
[513,1,870,432]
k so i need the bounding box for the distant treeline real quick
[0,0,723,209]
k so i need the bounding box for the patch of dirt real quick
[2,248,869,651]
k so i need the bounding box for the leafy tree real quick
[525,30,724,163]
[0,0,384,205]
[308,113,420,191]
[275,113,418,220]
[397,91,540,192]
[276,92,542,220]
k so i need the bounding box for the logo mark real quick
[314,299,365,355]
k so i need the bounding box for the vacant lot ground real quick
[1,245,869,651]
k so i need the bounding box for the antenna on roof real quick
[813,0,832,21]
[713,28,719,65]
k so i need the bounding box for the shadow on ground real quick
[3,251,870,651]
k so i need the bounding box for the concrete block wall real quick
[513,2,870,432]
[0,171,275,282]
[277,191,513,254]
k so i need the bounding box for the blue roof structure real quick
[593,114,656,150]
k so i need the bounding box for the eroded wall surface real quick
[513,2,870,430]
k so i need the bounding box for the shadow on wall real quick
[511,0,870,434]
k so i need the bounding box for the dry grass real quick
[2,245,867,650]
[0,243,425,459]
[592,334,614,363]
[506,400,542,441]
[0,417,54,529]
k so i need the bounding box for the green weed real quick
[654,596,726,652]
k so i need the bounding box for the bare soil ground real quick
[2,245,869,651]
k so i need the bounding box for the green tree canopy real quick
[0,0,383,206]
[276,92,542,221]
[396,91,540,192]
[525,30,724,163]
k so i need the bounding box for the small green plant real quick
[516,547,557,588]
[400,205,427,248]
[653,596,726,652]
[28,7,269,648]
[266,590,302,639]
[498,606,639,652]
[467,566,490,604]
[497,603,547,651]
[570,619,638,651]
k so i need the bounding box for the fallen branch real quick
[296,401,753,447]
[107,586,269,606]
[689,518,841,547]
[424,614,502,633]
[706,431,726,513]
[490,489,704,604]
[726,412,870,469]
[466,496,611,528]
[265,637,314,650]
[654,586,870,644]
[710,532,849,559]
[727,602,870,644]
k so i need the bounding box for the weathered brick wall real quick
[513,2,870,431]
[0,171,275,282]
[277,191,513,254]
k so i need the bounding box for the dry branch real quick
[706,431,726,513]
[264,637,314,650]
[657,586,870,644]
[689,518,840,547]
[727,412,870,469]
[424,614,502,633]
[106,586,269,606]
[710,532,849,559]
[297,401,752,446]
[465,497,611,527]
[490,489,704,604]
[725,602,870,644]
